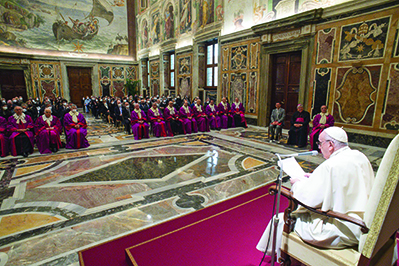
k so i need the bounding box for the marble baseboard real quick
[347,132,393,148]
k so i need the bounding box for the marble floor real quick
[0,114,387,266]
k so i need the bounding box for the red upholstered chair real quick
[270,134,399,266]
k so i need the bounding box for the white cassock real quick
[257,146,374,258]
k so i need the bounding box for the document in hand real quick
[277,157,307,181]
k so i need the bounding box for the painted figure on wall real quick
[151,12,161,44]
[216,4,224,21]
[180,0,192,34]
[165,4,175,39]
[233,10,244,31]
[253,3,274,24]
[199,0,214,28]
[142,19,149,49]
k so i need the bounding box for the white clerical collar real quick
[167,105,175,114]
[69,111,79,123]
[13,113,26,124]
[151,107,159,116]
[134,108,142,118]
[42,114,53,126]
[183,105,190,113]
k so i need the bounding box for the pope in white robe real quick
[257,127,374,259]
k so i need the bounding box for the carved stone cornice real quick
[252,8,323,36]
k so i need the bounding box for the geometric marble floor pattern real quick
[0,115,388,266]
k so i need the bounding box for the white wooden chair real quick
[270,134,399,266]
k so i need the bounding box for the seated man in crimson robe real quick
[7,106,34,157]
[64,104,90,149]
[309,105,335,152]
[148,102,167,138]
[0,115,9,157]
[231,97,248,128]
[179,100,198,134]
[193,99,210,132]
[131,103,149,140]
[164,101,184,136]
[217,97,234,129]
[35,107,62,154]
[205,99,220,130]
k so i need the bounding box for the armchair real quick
[270,134,399,266]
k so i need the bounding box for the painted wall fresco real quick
[222,0,353,35]
[180,0,192,34]
[0,0,129,55]
[164,3,175,40]
[136,0,356,53]
[151,11,161,44]
[31,61,63,100]
[98,64,138,97]
[221,38,260,115]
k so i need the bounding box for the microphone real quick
[277,150,318,158]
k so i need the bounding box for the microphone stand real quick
[270,153,284,265]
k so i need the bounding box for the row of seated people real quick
[0,105,89,157]
[129,98,248,140]
[269,102,334,150]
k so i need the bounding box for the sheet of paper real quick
[277,157,306,180]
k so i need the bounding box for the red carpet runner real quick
[79,184,284,266]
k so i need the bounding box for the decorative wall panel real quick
[222,47,229,71]
[221,38,260,115]
[338,17,390,62]
[98,64,138,97]
[310,7,399,135]
[176,53,193,98]
[249,43,260,69]
[381,63,399,130]
[312,68,331,117]
[334,66,380,126]
[150,60,160,96]
[31,61,63,100]
[231,45,248,70]
[316,28,336,64]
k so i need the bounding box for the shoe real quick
[22,152,29,157]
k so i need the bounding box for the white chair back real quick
[359,134,399,259]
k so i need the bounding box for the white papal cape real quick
[257,146,374,257]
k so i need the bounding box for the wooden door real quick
[68,67,92,107]
[271,51,301,129]
[0,69,28,101]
